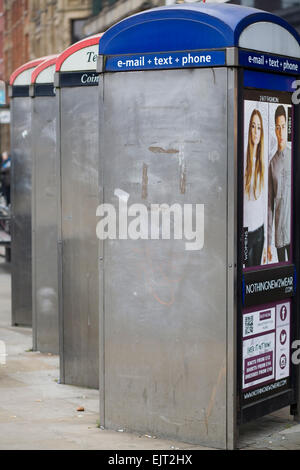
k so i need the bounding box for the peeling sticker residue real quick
[149,146,179,154]
[180,163,186,194]
[142,163,148,200]
[178,142,186,195]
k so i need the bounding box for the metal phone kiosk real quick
[9,57,49,327]
[97,4,300,449]
[30,55,59,353]
[55,34,102,388]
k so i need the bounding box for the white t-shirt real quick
[244,163,265,232]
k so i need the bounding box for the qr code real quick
[245,315,254,335]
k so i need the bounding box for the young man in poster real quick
[268,105,291,263]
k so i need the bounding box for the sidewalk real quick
[0,250,300,450]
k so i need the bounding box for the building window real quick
[71,18,90,43]
[92,0,103,16]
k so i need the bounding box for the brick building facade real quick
[1,0,92,154]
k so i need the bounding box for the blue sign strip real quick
[244,70,296,93]
[104,50,226,72]
[239,50,300,76]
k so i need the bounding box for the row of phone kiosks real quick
[9,2,300,449]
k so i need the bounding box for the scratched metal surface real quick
[31,95,59,353]
[10,98,33,327]
[99,68,228,447]
[59,86,99,388]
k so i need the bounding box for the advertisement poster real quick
[243,89,293,269]
[275,301,290,381]
[243,332,275,389]
[242,300,291,394]
[243,307,275,338]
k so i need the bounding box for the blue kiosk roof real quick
[99,3,300,55]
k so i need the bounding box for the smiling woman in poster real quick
[244,109,267,267]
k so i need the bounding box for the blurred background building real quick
[228,1,300,32]
[83,0,300,36]
[0,0,93,152]
[0,0,300,153]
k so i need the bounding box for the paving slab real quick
[0,252,212,450]
[1,250,300,450]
